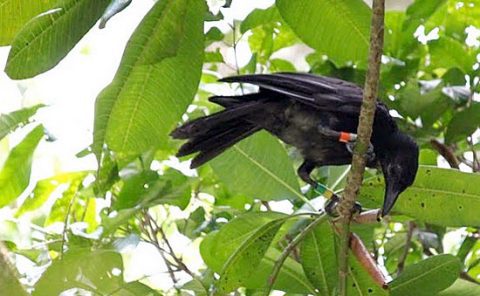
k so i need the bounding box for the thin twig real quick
[397,221,416,275]
[460,271,480,284]
[145,212,194,277]
[230,22,245,94]
[468,137,479,172]
[60,191,80,259]
[265,214,328,295]
[336,1,385,294]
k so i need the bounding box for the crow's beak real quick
[380,180,402,217]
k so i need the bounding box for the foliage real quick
[1,0,480,295]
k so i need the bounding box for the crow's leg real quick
[298,161,338,215]
[297,160,317,187]
[298,160,360,216]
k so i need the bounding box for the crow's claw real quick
[324,196,363,217]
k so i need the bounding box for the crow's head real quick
[378,132,419,217]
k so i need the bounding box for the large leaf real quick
[0,104,44,142]
[240,6,281,34]
[300,222,337,295]
[45,175,84,226]
[114,168,192,210]
[93,0,204,158]
[399,0,447,57]
[200,212,316,294]
[429,37,476,74]
[445,103,480,144]
[0,125,43,208]
[217,217,287,293]
[347,254,389,296]
[276,0,371,67]
[201,212,286,272]
[396,82,451,127]
[390,254,461,296]
[5,0,111,79]
[359,166,480,227]
[210,131,302,201]
[384,12,406,58]
[0,0,56,46]
[439,279,480,296]
[33,248,125,296]
[15,171,88,217]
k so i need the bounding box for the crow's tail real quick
[170,94,263,168]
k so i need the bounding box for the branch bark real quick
[336,0,385,294]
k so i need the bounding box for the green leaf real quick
[384,11,406,58]
[15,171,88,217]
[300,222,337,295]
[5,0,111,79]
[390,254,461,296]
[276,0,371,67]
[93,0,204,158]
[0,0,57,46]
[347,254,388,296]
[445,103,480,144]
[0,104,44,142]
[118,281,161,296]
[115,168,191,210]
[205,27,224,46]
[200,212,316,294]
[210,131,302,201]
[439,279,480,296]
[45,175,84,226]
[396,82,451,127]
[270,58,296,72]
[33,248,125,296]
[359,166,480,227]
[299,221,386,295]
[429,37,476,74]
[182,278,209,296]
[0,125,43,208]
[201,212,286,272]
[101,207,138,236]
[400,0,447,57]
[240,6,281,34]
[217,217,286,293]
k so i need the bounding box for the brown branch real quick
[430,139,459,169]
[460,271,480,284]
[336,0,385,294]
[397,221,416,275]
[352,209,381,224]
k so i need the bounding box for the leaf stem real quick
[336,0,385,295]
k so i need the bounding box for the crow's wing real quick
[220,73,366,114]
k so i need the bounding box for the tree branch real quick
[430,139,459,169]
[336,0,385,294]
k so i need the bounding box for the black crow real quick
[171,73,419,216]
